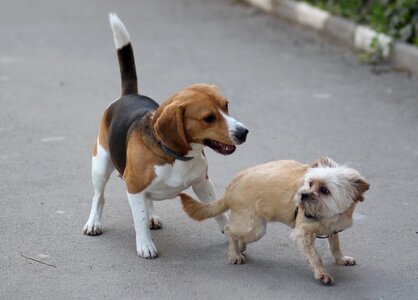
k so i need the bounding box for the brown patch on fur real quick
[93,111,111,156]
[311,156,338,168]
[123,116,178,194]
[152,84,234,155]
[354,178,370,202]
[153,99,191,156]
[98,111,110,152]
[140,113,176,164]
[124,130,160,194]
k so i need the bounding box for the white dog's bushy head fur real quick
[298,157,369,218]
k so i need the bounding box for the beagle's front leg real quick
[127,192,158,258]
[192,178,228,232]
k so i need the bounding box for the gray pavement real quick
[1,0,418,299]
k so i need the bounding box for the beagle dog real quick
[82,14,248,259]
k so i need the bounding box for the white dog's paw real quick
[83,221,102,236]
[149,215,163,230]
[335,256,356,266]
[137,238,158,259]
[315,272,334,285]
[229,253,246,265]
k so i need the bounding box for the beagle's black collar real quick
[159,143,193,161]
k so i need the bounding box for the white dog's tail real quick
[109,13,138,96]
[179,193,228,221]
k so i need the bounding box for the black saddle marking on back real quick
[106,94,159,175]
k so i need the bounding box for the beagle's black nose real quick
[234,127,249,143]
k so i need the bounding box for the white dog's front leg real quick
[127,192,158,258]
[193,178,228,232]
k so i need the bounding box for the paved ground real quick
[1,0,418,299]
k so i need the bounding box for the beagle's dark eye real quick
[203,114,216,124]
[225,103,229,111]
[319,187,330,195]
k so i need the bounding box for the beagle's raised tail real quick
[109,13,138,96]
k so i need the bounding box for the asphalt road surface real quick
[1,0,418,299]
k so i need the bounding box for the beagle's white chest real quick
[146,156,207,200]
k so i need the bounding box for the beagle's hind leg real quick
[147,199,163,230]
[83,143,115,236]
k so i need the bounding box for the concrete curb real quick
[245,0,418,76]
[391,42,418,75]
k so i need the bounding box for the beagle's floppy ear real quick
[153,102,191,156]
[311,156,339,168]
[353,177,370,202]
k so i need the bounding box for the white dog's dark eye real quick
[203,114,216,124]
[309,182,313,188]
[319,187,330,195]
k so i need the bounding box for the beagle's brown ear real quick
[311,156,338,168]
[153,102,191,156]
[354,177,370,202]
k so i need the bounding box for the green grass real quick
[304,0,418,46]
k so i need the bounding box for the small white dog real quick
[180,157,369,285]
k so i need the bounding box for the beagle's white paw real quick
[83,221,102,236]
[137,238,158,259]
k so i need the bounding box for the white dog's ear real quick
[311,156,338,168]
[353,177,370,202]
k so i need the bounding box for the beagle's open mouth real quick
[204,139,236,155]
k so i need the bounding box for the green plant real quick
[358,34,387,64]
[305,0,418,46]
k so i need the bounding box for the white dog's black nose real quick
[301,193,309,201]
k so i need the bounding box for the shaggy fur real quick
[180,156,369,285]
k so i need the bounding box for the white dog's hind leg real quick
[83,144,114,235]
[224,225,246,264]
[147,199,162,229]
